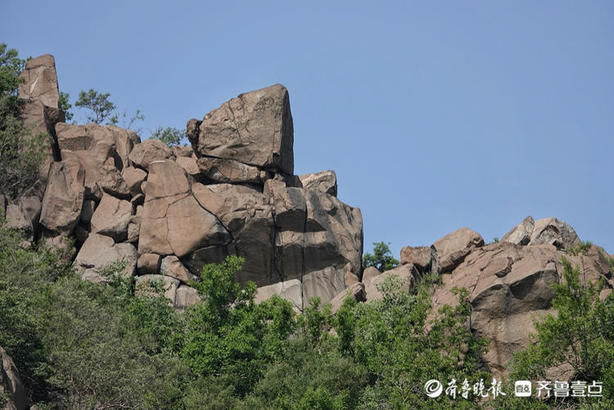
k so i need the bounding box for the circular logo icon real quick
[425,379,443,398]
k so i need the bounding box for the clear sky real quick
[3,1,613,256]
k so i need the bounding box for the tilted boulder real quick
[39,158,85,234]
[128,138,173,170]
[433,227,484,273]
[0,346,26,410]
[502,216,580,250]
[188,84,294,175]
[501,216,535,246]
[529,217,580,249]
[90,194,132,241]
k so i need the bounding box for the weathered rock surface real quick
[433,227,484,273]
[430,239,612,377]
[74,234,137,281]
[188,84,294,175]
[160,255,196,284]
[18,54,60,108]
[128,139,172,170]
[197,157,262,184]
[138,161,230,257]
[299,170,338,196]
[90,194,132,241]
[13,57,364,313]
[365,264,418,301]
[400,245,434,274]
[0,346,26,410]
[255,279,303,311]
[5,195,41,235]
[502,216,580,250]
[39,158,85,234]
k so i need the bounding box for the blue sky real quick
[4,1,613,256]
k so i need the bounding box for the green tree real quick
[362,241,399,273]
[58,91,73,121]
[151,126,186,146]
[74,88,116,124]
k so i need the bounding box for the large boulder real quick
[188,84,294,174]
[5,194,41,235]
[90,194,132,241]
[18,54,60,108]
[400,245,434,275]
[128,139,172,170]
[192,183,274,284]
[502,216,580,250]
[529,217,580,249]
[433,227,484,273]
[39,158,85,234]
[74,233,137,281]
[302,266,346,305]
[138,161,230,257]
[56,124,139,199]
[0,346,26,410]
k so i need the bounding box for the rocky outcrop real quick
[0,346,26,410]
[187,84,294,175]
[7,54,363,312]
[502,216,580,249]
[425,222,612,377]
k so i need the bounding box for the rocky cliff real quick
[4,55,613,385]
[5,55,363,312]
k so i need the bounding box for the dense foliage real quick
[0,217,493,409]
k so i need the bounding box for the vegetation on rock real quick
[362,241,399,273]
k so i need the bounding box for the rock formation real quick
[370,216,613,378]
[7,55,363,311]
